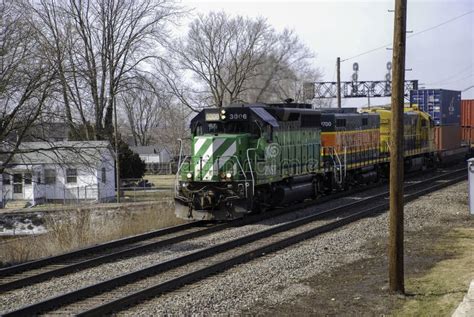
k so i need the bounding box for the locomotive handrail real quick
[210,154,248,182]
[246,139,262,196]
[384,140,391,153]
[174,155,190,196]
[332,147,344,184]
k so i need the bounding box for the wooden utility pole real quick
[389,0,407,294]
[336,57,342,108]
[113,96,121,203]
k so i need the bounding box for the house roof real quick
[130,145,166,155]
[7,141,113,166]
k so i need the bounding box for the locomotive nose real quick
[193,135,241,181]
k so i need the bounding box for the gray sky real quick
[181,0,474,106]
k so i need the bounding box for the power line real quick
[342,10,474,62]
[426,64,473,85]
[441,73,474,85]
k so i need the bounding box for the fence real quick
[119,186,173,203]
[145,162,177,175]
[62,185,100,203]
[119,177,173,203]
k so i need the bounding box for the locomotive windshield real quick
[194,121,262,136]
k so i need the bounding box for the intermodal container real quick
[461,126,474,145]
[434,124,461,151]
[410,89,461,125]
[461,99,474,127]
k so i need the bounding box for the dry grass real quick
[143,174,175,188]
[0,202,187,266]
[121,189,173,202]
[393,227,474,316]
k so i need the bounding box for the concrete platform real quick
[452,280,474,317]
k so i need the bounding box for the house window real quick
[13,174,22,183]
[2,175,10,185]
[45,169,56,184]
[24,173,32,185]
[13,184,22,193]
[66,168,77,183]
[101,167,106,183]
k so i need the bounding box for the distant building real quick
[130,145,172,163]
[6,122,71,143]
[129,145,175,174]
[0,141,115,208]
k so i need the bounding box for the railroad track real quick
[0,163,430,293]
[0,163,418,292]
[2,168,466,316]
[0,177,379,293]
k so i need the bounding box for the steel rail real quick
[3,169,465,317]
[0,221,201,277]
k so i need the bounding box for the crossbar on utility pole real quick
[389,0,407,294]
[336,57,342,108]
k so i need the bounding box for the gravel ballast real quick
[0,177,394,313]
[120,181,469,316]
[0,174,466,314]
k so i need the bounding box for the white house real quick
[130,145,172,164]
[0,141,115,207]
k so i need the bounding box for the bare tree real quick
[243,29,321,103]
[165,12,320,109]
[26,0,182,140]
[0,0,56,171]
[166,12,273,109]
[120,77,172,146]
[153,104,192,158]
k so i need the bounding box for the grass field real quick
[393,227,474,316]
[143,174,175,188]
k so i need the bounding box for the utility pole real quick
[336,57,342,108]
[113,96,121,203]
[389,0,407,294]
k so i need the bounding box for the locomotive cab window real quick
[194,123,203,136]
[362,118,368,126]
[208,123,219,133]
[336,119,346,127]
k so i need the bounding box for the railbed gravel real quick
[0,192,353,313]
[120,180,468,316]
[0,178,392,313]
[0,169,463,314]
[51,215,343,315]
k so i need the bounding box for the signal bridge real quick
[303,80,418,100]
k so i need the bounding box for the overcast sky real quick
[180,0,474,106]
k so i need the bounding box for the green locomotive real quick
[175,102,435,221]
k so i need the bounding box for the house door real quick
[13,173,23,199]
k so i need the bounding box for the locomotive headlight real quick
[186,172,193,179]
[220,114,226,120]
[221,109,226,115]
[225,172,232,179]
